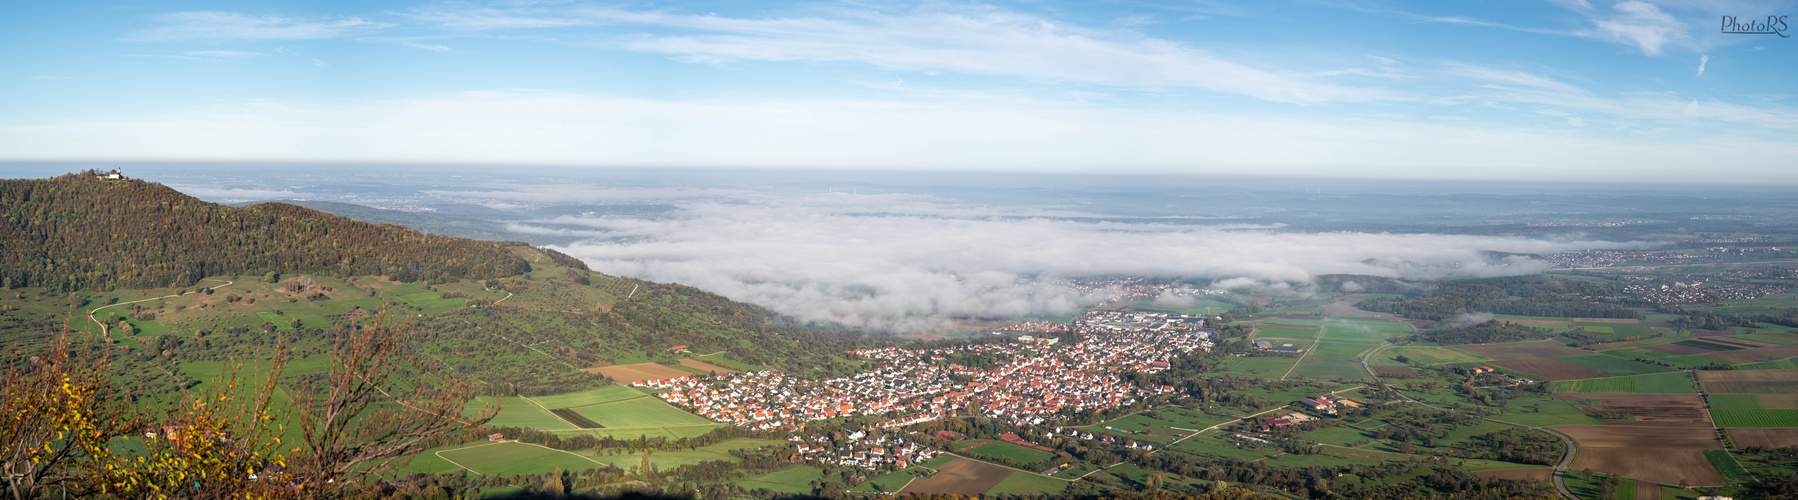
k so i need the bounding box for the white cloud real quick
[168,186,299,200]
[1591,1,1687,55]
[124,11,385,41]
[1697,54,1708,76]
[529,193,1643,330]
[410,4,1391,105]
[185,50,266,58]
[2,90,1796,181]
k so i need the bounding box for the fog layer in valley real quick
[515,190,1642,331]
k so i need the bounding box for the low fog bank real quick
[541,193,1644,331]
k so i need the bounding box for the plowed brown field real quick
[1556,393,1709,423]
[583,363,692,383]
[1702,344,1798,363]
[1570,448,1725,486]
[1728,428,1798,449]
[897,458,1014,495]
[1696,370,1798,382]
[1372,366,1418,378]
[1550,425,1720,448]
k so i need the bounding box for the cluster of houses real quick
[1073,310,1215,334]
[1047,427,1156,451]
[642,329,1212,431]
[787,431,938,470]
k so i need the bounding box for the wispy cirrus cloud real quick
[406,4,1396,105]
[124,11,386,41]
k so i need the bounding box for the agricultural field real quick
[1697,369,1798,394]
[1491,359,1609,381]
[1705,450,1757,485]
[1552,372,1696,394]
[566,396,713,428]
[436,442,606,477]
[954,440,1055,463]
[1555,355,1678,376]
[1251,324,1320,340]
[1709,410,1798,427]
[584,363,694,384]
[1369,345,1490,366]
[1218,355,1302,378]
[1570,448,1727,487]
[1556,393,1711,423]
[1322,318,1411,344]
[984,471,1068,496]
[1550,425,1720,448]
[896,458,1016,496]
[465,396,573,430]
[1726,428,1798,449]
[1452,340,1593,360]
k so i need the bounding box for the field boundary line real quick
[434,442,501,475]
[1281,322,1325,380]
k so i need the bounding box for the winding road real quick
[1360,342,1580,500]
[85,278,235,338]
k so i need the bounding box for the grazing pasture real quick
[1727,428,1798,449]
[897,458,1015,496]
[1570,448,1726,486]
[584,362,693,383]
[1491,359,1609,381]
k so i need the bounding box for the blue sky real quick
[2,0,1795,183]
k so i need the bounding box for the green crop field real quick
[1552,371,1694,394]
[1222,356,1302,378]
[1555,355,1676,376]
[957,440,1055,463]
[1706,450,1757,484]
[567,397,711,428]
[1266,318,1326,326]
[438,442,604,477]
[1324,319,1411,344]
[1381,346,1490,366]
[1253,325,1320,340]
[1292,354,1372,381]
[1711,409,1798,427]
[735,466,823,494]
[1711,394,1762,410]
[553,425,724,441]
[987,471,1068,495]
[1736,359,1798,370]
[466,396,573,429]
[530,386,646,408]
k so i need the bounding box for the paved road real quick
[1361,342,1579,500]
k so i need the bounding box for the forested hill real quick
[0,172,533,291]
